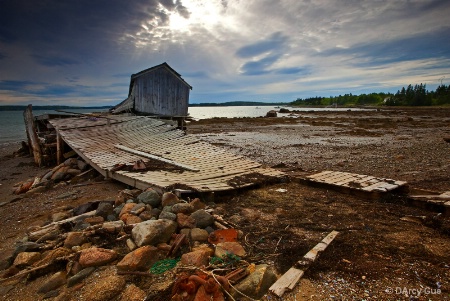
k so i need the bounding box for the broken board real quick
[304,171,408,198]
[269,230,339,297]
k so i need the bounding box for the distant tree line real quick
[291,84,450,107]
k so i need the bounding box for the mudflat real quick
[0,107,449,300]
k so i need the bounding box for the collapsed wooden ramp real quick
[49,116,283,193]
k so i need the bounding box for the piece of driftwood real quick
[114,144,200,172]
[269,230,339,297]
[0,254,75,284]
[23,104,43,167]
[29,210,97,240]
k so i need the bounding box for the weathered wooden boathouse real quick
[111,62,191,117]
[22,59,283,194]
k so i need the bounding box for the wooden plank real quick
[306,170,335,180]
[269,230,339,297]
[114,144,200,172]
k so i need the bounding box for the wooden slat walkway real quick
[50,116,284,193]
[305,171,407,195]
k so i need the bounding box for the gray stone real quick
[138,211,153,221]
[106,214,117,221]
[137,189,161,207]
[114,203,125,216]
[204,226,215,234]
[130,203,146,215]
[231,264,277,299]
[172,203,193,214]
[38,271,67,294]
[96,202,114,219]
[190,209,214,228]
[132,219,177,247]
[77,160,88,171]
[159,211,177,221]
[14,241,43,254]
[67,267,95,287]
[162,205,173,212]
[152,208,162,218]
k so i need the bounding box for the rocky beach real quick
[0,107,449,300]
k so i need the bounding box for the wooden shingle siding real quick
[133,65,190,116]
[112,63,191,116]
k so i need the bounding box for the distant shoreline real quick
[0,102,290,111]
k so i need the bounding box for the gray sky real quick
[1,0,449,106]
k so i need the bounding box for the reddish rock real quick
[120,284,147,301]
[79,247,117,268]
[161,192,179,207]
[139,210,153,221]
[124,214,142,225]
[117,246,160,272]
[215,242,246,258]
[176,213,196,229]
[84,215,104,225]
[190,198,206,211]
[64,232,88,249]
[13,252,41,268]
[119,203,137,218]
[180,250,210,267]
[241,208,261,222]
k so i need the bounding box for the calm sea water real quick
[0,106,363,145]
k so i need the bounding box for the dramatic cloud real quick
[0,0,449,105]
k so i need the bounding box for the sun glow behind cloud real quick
[130,0,236,48]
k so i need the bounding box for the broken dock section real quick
[303,171,408,198]
[49,115,284,194]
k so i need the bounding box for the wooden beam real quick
[114,144,200,172]
[269,230,339,297]
[56,132,64,165]
[23,104,43,167]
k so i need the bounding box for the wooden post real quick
[56,132,64,165]
[23,104,43,167]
